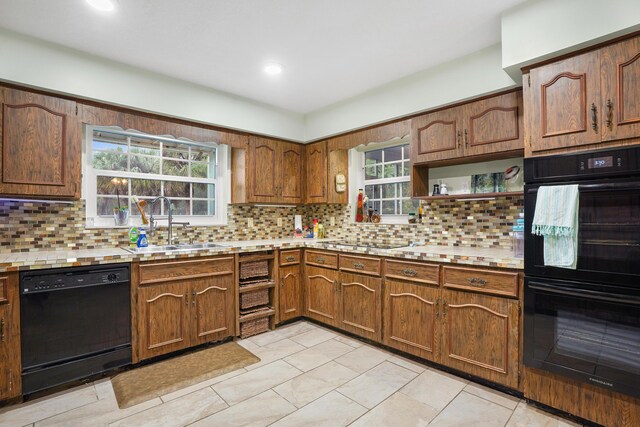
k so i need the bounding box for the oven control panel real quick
[20,264,130,294]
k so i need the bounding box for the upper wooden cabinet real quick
[305,141,327,203]
[412,90,523,165]
[524,34,640,156]
[0,88,81,199]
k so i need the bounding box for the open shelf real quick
[238,280,276,293]
[239,307,276,323]
[422,191,524,201]
[238,253,275,263]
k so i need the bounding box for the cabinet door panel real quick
[305,266,338,326]
[441,289,519,388]
[305,141,327,203]
[138,283,190,360]
[281,142,304,203]
[338,272,382,341]
[0,88,80,198]
[192,274,234,345]
[529,51,601,153]
[0,274,21,400]
[412,109,462,163]
[279,265,302,322]
[250,136,280,202]
[383,280,439,362]
[601,35,640,141]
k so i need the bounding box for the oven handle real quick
[528,281,640,305]
[527,181,640,194]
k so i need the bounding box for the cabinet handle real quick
[192,291,196,306]
[591,103,598,131]
[435,299,439,319]
[402,268,418,277]
[464,129,469,148]
[353,262,365,270]
[457,130,462,148]
[315,257,325,264]
[443,300,447,317]
[1,318,5,342]
[285,256,296,262]
[334,281,340,293]
[605,99,613,129]
[185,293,189,306]
[466,277,487,286]
[322,185,325,197]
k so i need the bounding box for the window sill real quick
[85,218,228,229]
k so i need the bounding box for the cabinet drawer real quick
[384,259,439,286]
[339,254,381,276]
[442,266,519,297]
[280,249,301,266]
[305,250,338,269]
[139,256,234,286]
[0,276,7,304]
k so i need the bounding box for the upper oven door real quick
[524,178,640,286]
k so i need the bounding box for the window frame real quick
[83,126,229,228]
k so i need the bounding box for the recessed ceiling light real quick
[264,63,283,75]
[86,0,115,12]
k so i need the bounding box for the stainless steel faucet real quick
[149,196,189,245]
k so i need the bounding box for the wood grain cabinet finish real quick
[279,249,301,266]
[0,273,21,400]
[441,289,519,389]
[305,141,327,203]
[383,279,439,362]
[339,254,381,276]
[305,250,338,269]
[305,265,339,326]
[136,257,235,361]
[338,272,382,341]
[384,259,439,286]
[442,266,519,298]
[280,142,304,204]
[0,88,80,199]
[279,264,302,322]
[412,108,463,164]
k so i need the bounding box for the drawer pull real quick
[402,268,418,277]
[1,318,4,341]
[353,262,365,270]
[467,277,487,286]
[285,256,296,262]
[315,257,325,264]
[192,290,196,306]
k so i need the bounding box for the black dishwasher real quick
[20,263,132,395]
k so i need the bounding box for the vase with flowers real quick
[111,177,130,226]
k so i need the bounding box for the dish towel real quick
[531,185,579,269]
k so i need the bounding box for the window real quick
[361,143,418,218]
[85,127,227,226]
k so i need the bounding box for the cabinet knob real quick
[353,262,365,270]
[1,318,5,342]
[285,256,295,262]
[457,130,462,148]
[466,277,487,286]
[605,99,613,129]
[316,257,325,264]
[192,290,196,306]
[402,268,418,277]
[591,103,598,131]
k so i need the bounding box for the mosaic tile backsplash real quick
[0,196,523,253]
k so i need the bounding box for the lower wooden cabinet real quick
[305,266,339,326]
[383,279,440,362]
[135,257,235,362]
[279,264,302,322]
[441,289,520,388]
[338,272,382,341]
[0,273,21,400]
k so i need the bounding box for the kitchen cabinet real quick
[0,87,81,199]
[305,140,327,203]
[279,249,302,323]
[412,90,523,165]
[440,288,520,389]
[305,265,339,326]
[327,141,349,204]
[135,257,235,361]
[338,272,382,342]
[0,273,21,401]
[525,34,640,156]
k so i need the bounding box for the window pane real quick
[92,152,127,171]
[403,144,410,159]
[164,181,190,198]
[191,147,215,162]
[97,197,129,216]
[162,159,189,177]
[384,163,400,178]
[162,143,189,160]
[130,137,160,156]
[96,176,128,195]
[368,200,381,213]
[131,178,160,197]
[92,138,127,153]
[130,155,160,174]
[139,198,161,216]
[191,162,210,178]
[364,165,382,180]
[401,199,419,215]
[193,183,214,198]
[365,184,381,199]
[365,149,383,165]
[403,161,410,177]
[400,181,410,198]
[385,146,402,162]
[170,200,190,215]
[381,183,396,199]
[382,200,397,215]
[193,200,215,215]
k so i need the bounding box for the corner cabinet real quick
[305,141,328,203]
[0,87,81,199]
[134,256,235,362]
[0,273,21,401]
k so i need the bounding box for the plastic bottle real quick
[355,189,364,222]
[137,228,149,248]
[128,226,139,247]
[313,219,319,238]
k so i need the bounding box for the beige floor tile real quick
[160,368,247,402]
[506,401,582,427]
[283,339,354,372]
[0,384,97,427]
[109,387,227,427]
[243,338,306,371]
[236,339,262,352]
[289,328,337,347]
[273,361,359,408]
[334,345,390,373]
[246,330,288,347]
[399,369,467,411]
[212,360,302,405]
[337,361,418,409]
[271,391,366,427]
[94,379,115,401]
[189,390,296,427]
[464,382,520,410]
[386,355,427,374]
[333,335,363,348]
[350,391,439,427]
[273,321,317,339]
[429,391,513,426]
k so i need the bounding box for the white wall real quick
[0,29,306,141]
[304,44,518,141]
[501,0,640,80]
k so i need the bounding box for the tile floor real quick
[0,321,583,427]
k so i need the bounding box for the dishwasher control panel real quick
[20,263,130,294]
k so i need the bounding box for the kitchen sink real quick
[122,242,228,254]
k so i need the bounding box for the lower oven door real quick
[524,277,640,398]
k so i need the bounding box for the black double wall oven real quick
[523,146,640,399]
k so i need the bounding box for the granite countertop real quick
[0,238,523,272]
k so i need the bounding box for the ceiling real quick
[0,0,527,114]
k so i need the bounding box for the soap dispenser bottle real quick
[137,228,149,248]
